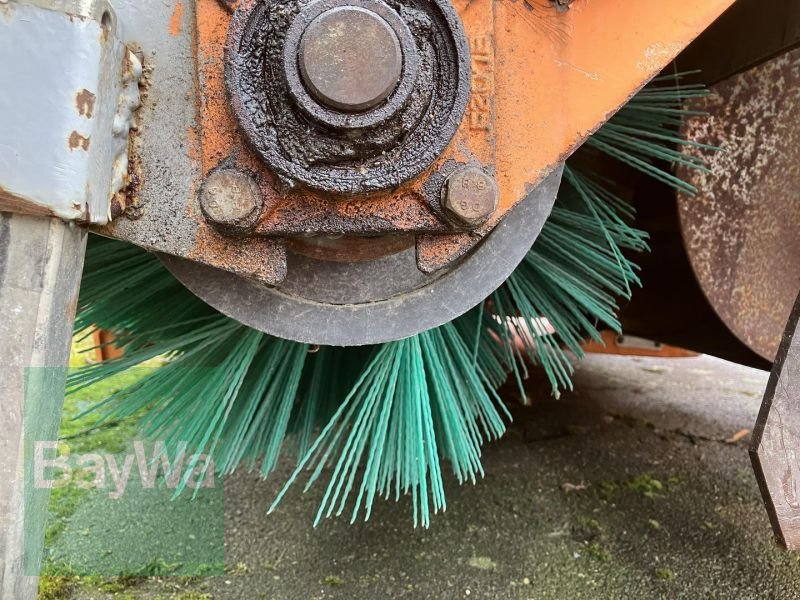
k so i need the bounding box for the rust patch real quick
[189,224,288,284]
[108,48,150,221]
[100,14,110,44]
[76,89,96,118]
[287,235,415,263]
[110,192,127,219]
[68,131,91,151]
[64,289,80,321]
[195,0,492,264]
[117,115,144,219]
[122,50,135,85]
[256,186,447,235]
[0,185,57,217]
[677,47,800,361]
[170,1,184,36]
[416,232,481,273]
[0,186,92,222]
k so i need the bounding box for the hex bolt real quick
[442,167,498,228]
[199,169,262,232]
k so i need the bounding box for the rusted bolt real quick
[298,6,403,112]
[199,169,261,232]
[442,167,498,227]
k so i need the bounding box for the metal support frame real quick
[0,214,86,599]
[0,0,140,224]
[0,1,138,595]
[751,290,800,550]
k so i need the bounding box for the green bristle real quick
[73,235,213,341]
[585,75,713,194]
[70,76,710,525]
[269,323,508,527]
[486,166,649,395]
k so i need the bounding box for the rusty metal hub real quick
[296,6,404,112]
[225,0,469,194]
[161,167,563,346]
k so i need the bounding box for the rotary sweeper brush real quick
[70,81,703,528]
[4,0,800,594]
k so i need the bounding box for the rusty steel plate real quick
[677,48,800,362]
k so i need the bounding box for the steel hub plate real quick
[160,166,563,346]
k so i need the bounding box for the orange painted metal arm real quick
[491,0,735,214]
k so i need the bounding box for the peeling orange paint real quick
[170,1,184,37]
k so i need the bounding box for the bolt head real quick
[299,6,403,112]
[442,168,498,228]
[199,169,261,231]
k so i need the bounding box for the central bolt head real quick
[299,6,403,112]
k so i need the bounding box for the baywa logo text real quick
[33,440,215,499]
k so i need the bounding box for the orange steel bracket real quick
[192,0,734,274]
[492,0,735,215]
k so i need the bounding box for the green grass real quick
[39,336,224,599]
[38,574,78,600]
[64,333,159,453]
[38,335,160,598]
[654,567,675,581]
[597,472,677,500]
[624,473,665,498]
[38,566,212,600]
[43,336,150,550]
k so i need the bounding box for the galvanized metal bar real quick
[0,214,86,598]
[0,0,139,224]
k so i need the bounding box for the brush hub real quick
[224,0,468,195]
[170,0,560,346]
